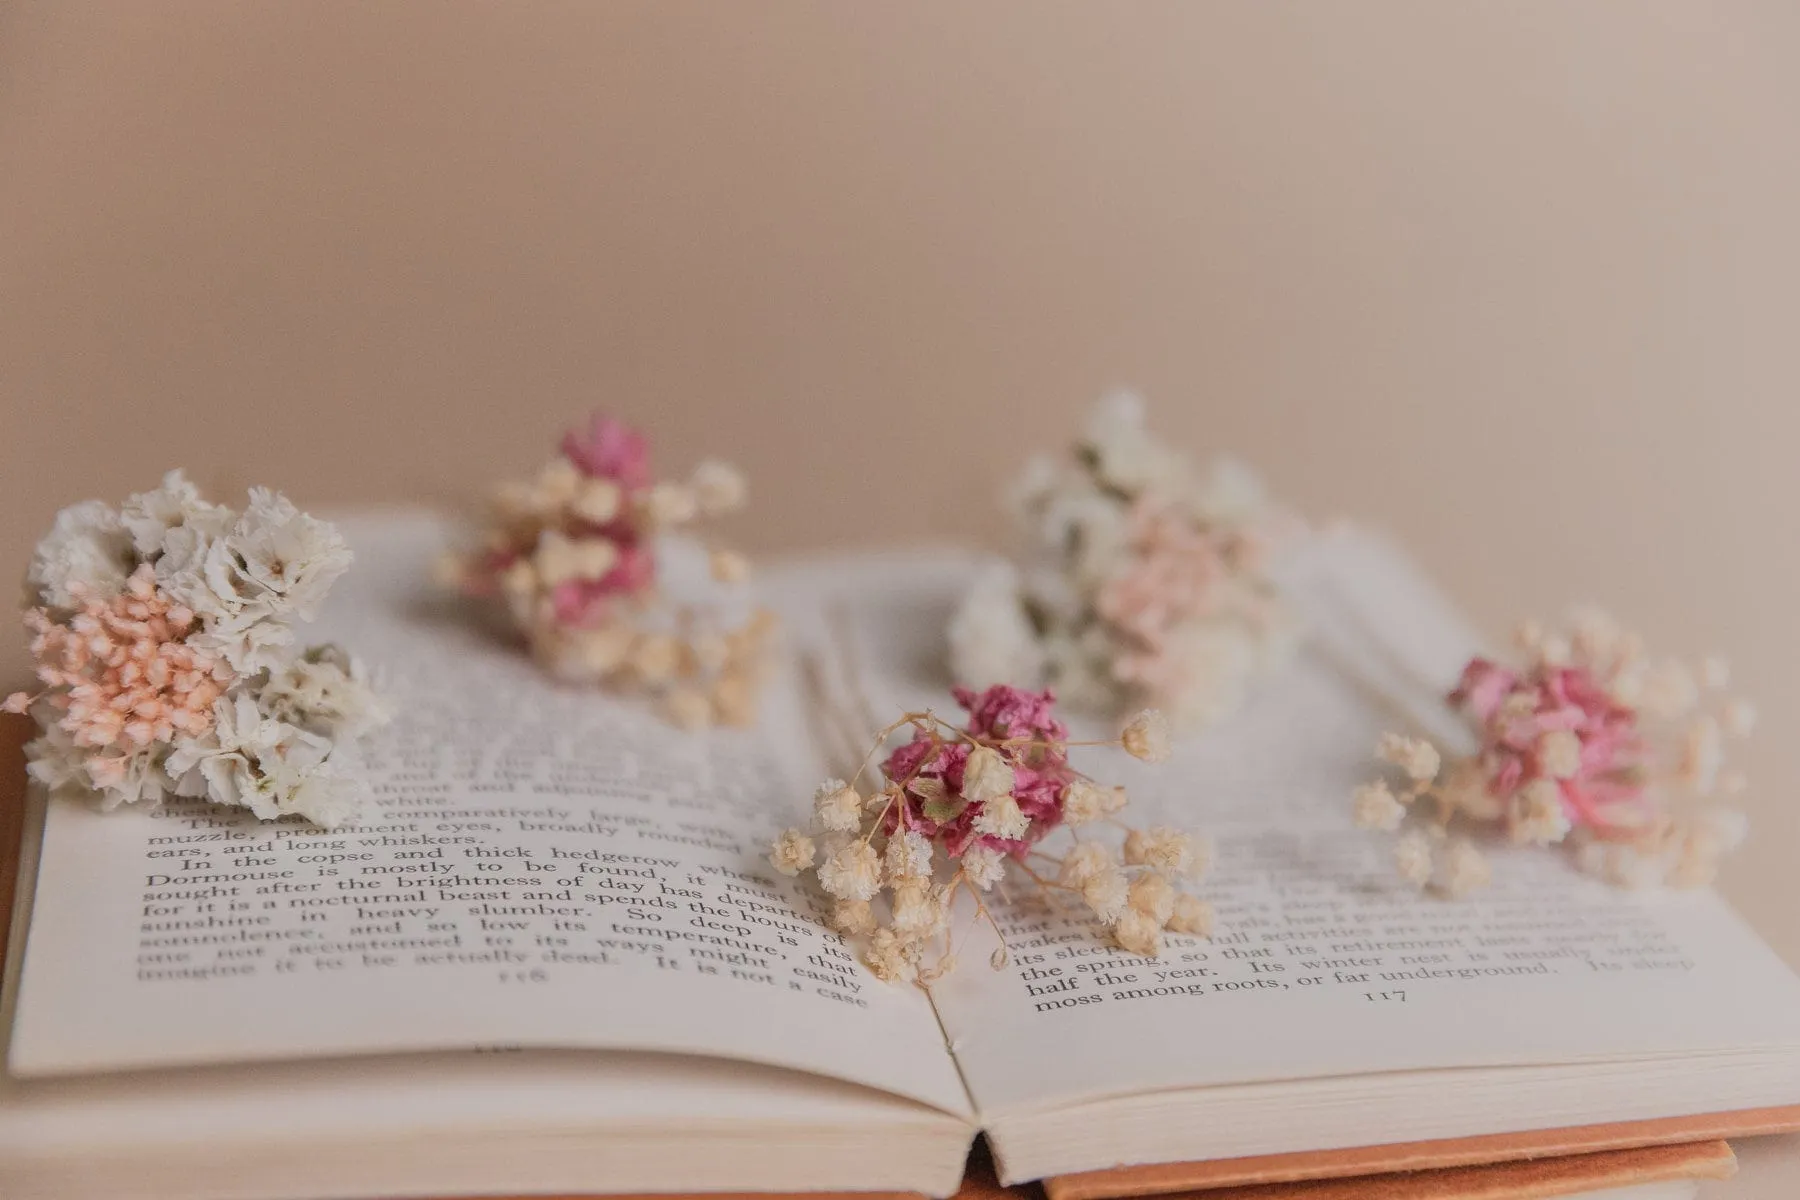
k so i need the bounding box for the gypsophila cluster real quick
[4,473,387,828]
[949,391,1296,730]
[440,413,774,730]
[770,687,1212,985]
[1352,609,1752,894]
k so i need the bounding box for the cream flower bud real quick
[961,745,1016,804]
[1352,780,1406,831]
[829,898,875,936]
[1061,779,1106,825]
[1121,709,1172,763]
[961,844,1007,890]
[663,687,713,730]
[571,478,622,525]
[641,482,699,527]
[570,537,620,581]
[1058,842,1113,887]
[884,828,932,881]
[865,928,919,983]
[812,778,864,833]
[1124,826,1195,875]
[818,841,881,901]
[1167,893,1214,936]
[973,793,1029,840]
[1511,779,1571,846]
[1394,828,1433,889]
[1724,698,1758,739]
[535,458,583,505]
[1113,908,1164,957]
[1678,715,1724,795]
[691,460,748,514]
[1081,867,1129,924]
[1127,872,1176,924]
[891,881,944,936]
[1440,838,1491,897]
[1536,729,1582,780]
[1377,732,1441,782]
[768,829,815,877]
[709,549,750,584]
[629,633,681,684]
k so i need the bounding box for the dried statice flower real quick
[948,391,1298,730]
[5,473,385,828]
[770,685,1213,986]
[1351,609,1752,894]
[440,413,774,730]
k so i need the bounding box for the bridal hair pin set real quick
[3,400,1756,917]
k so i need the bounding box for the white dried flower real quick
[1123,826,1195,875]
[1639,660,1699,720]
[973,792,1030,840]
[1127,872,1176,924]
[1080,867,1130,924]
[164,692,350,826]
[118,470,230,559]
[1058,841,1113,886]
[1536,729,1582,780]
[1511,779,1572,846]
[1679,716,1724,795]
[570,477,622,524]
[1061,779,1107,825]
[641,482,698,526]
[1377,732,1441,782]
[890,881,946,936]
[1723,699,1759,739]
[1120,709,1172,763]
[1437,757,1504,821]
[812,778,864,833]
[255,645,390,741]
[818,840,881,901]
[1352,780,1407,832]
[884,828,932,881]
[961,844,1007,891]
[691,460,747,514]
[1167,893,1213,936]
[709,549,750,584]
[768,829,816,877]
[1113,908,1164,957]
[27,499,136,610]
[1394,828,1434,889]
[947,563,1046,691]
[1440,839,1491,897]
[865,928,920,983]
[961,745,1017,805]
[829,898,875,936]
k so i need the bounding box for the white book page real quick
[6,514,971,1121]
[806,536,1800,1121]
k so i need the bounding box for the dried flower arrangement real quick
[770,685,1212,985]
[949,391,1296,731]
[1352,609,1754,894]
[440,413,775,730]
[4,473,387,828]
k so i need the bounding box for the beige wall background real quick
[4,4,1800,1185]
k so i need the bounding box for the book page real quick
[5,513,971,1121]
[806,536,1800,1121]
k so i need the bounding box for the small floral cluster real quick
[1352,609,1753,894]
[950,391,1295,730]
[5,473,387,827]
[442,413,774,729]
[771,686,1212,985]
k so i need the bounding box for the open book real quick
[3,513,1799,1200]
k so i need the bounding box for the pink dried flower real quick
[560,414,653,490]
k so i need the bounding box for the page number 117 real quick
[1363,990,1406,1003]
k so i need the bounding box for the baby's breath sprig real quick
[771,686,1213,985]
[440,413,774,730]
[1353,608,1752,894]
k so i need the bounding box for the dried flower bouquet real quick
[442,413,774,729]
[1353,609,1753,894]
[772,685,1212,985]
[950,391,1296,730]
[5,473,387,828]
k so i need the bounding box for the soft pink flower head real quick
[561,414,652,490]
[953,684,1067,744]
[548,542,657,626]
